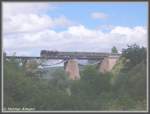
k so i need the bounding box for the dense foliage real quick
[4,44,147,111]
[122,44,146,70]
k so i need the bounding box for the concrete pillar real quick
[25,60,38,73]
[64,59,80,80]
[99,55,119,73]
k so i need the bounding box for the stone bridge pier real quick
[64,59,80,80]
[98,55,120,73]
[64,55,120,80]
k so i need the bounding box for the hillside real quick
[3,44,147,111]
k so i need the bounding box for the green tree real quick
[111,46,118,54]
[122,43,146,69]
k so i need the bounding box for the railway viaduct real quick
[5,50,121,80]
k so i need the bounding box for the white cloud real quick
[2,3,147,56]
[3,3,74,34]
[3,14,73,34]
[95,24,114,31]
[91,12,108,20]
[3,2,56,16]
[3,25,147,56]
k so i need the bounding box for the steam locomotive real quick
[40,50,58,58]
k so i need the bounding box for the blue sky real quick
[3,2,148,56]
[48,2,148,30]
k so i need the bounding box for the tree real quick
[122,44,146,69]
[111,46,118,54]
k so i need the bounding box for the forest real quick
[3,44,147,111]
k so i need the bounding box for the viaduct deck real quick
[40,50,120,60]
[5,51,121,60]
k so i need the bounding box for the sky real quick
[3,2,148,56]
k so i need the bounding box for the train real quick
[40,50,59,58]
[40,50,118,60]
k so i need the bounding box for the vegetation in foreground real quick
[4,44,147,111]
